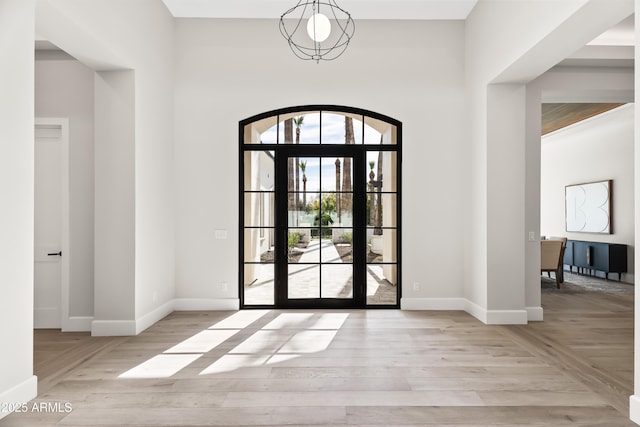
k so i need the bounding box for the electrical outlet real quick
[220,282,228,292]
[413,282,419,291]
[528,231,535,241]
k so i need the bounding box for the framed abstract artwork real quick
[565,180,612,234]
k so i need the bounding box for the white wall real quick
[37,0,176,335]
[632,2,640,423]
[464,0,585,319]
[0,0,38,419]
[127,2,176,328]
[93,70,136,331]
[35,58,95,318]
[173,19,467,307]
[524,79,544,319]
[465,0,633,323]
[541,104,635,283]
[485,83,527,320]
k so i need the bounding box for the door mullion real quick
[352,150,366,306]
[275,149,289,306]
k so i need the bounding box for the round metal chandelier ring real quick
[279,0,355,63]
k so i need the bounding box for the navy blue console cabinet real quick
[564,240,627,281]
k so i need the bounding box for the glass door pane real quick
[288,264,320,299]
[285,155,354,303]
[321,264,353,298]
[243,151,275,305]
[366,150,398,305]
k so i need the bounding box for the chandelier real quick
[279,0,355,63]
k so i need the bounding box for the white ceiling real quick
[555,15,635,68]
[160,2,633,47]
[161,0,479,20]
[588,15,635,46]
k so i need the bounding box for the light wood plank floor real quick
[2,282,635,426]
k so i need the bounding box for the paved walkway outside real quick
[244,238,396,305]
[288,239,352,299]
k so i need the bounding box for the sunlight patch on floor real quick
[119,354,202,379]
[209,310,272,329]
[199,312,346,375]
[118,311,273,379]
[164,329,238,354]
[118,311,346,379]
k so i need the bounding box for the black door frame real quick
[276,146,365,309]
[239,105,402,309]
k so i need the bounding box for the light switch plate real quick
[215,229,228,239]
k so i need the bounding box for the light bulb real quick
[307,13,331,42]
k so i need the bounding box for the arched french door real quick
[240,106,401,308]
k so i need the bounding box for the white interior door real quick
[34,123,64,328]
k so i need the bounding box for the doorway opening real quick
[34,118,70,329]
[240,106,401,308]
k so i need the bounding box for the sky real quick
[260,112,384,194]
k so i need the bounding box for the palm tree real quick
[376,137,384,233]
[335,158,342,222]
[284,118,295,210]
[299,160,308,208]
[342,117,354,211]
[369,161,376,227]
[293,116,304,210]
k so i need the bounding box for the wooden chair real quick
[541,239,565,288]
[546,237,567,283]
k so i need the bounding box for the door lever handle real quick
[47,251,62,256]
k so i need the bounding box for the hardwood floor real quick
[2,282,635,426]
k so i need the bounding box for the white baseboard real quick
[463,299,487,322]
[62,316,93,332]
[34,307,61,329]
[485,309,528,325]
[135,300,175,335]
[464,299,528,324]
[0,375,37,420]
[174,298,239,311]
[401,297,466,310]
[92,301,174,336]
[630,395,640,424]
[401,297,528,325]
[88,295,532,335]
[91,320,137,336]
[36,311,94,332]
[526,306,544,322]
[90,299,239,336]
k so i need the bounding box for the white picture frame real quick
[565,180,612,234]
